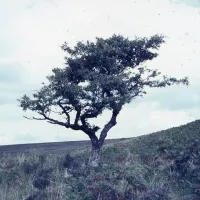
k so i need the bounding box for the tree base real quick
[88,149,102,168]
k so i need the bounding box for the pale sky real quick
[0,0,200,145]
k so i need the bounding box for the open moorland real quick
[0,120,200,200]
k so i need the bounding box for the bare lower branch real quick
[38,112,87,132]
[23,116,46,120]
[58,100,70,125]
[47,121,57,124]
[43,114,69,127]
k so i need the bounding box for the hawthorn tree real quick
[18,34,189,167]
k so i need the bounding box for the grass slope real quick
[0,120,200,200]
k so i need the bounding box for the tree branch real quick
[74,106,81,125]
[40,113,70,128]
[99,108,121,147]
[80,108,102,132]
[23,116,46,120]
[58,100,70,125]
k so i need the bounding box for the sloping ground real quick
[67,119,200,199]
[118,119,200,160]
[0,120,200,200]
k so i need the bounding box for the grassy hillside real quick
[1,120,200,200]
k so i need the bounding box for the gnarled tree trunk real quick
[88,146,101,167]
[88,135,102,167]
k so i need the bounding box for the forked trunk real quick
[87,108,121,167]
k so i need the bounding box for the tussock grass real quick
[1,120,200,199]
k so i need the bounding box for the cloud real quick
[135,85,200,111]
[0,104,24,122]
[0,61,40,105]
[0,64,22,84]
[171,0,200,7]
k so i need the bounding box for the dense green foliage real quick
[0,120,200,199]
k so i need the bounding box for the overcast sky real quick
[0,0,200,145]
